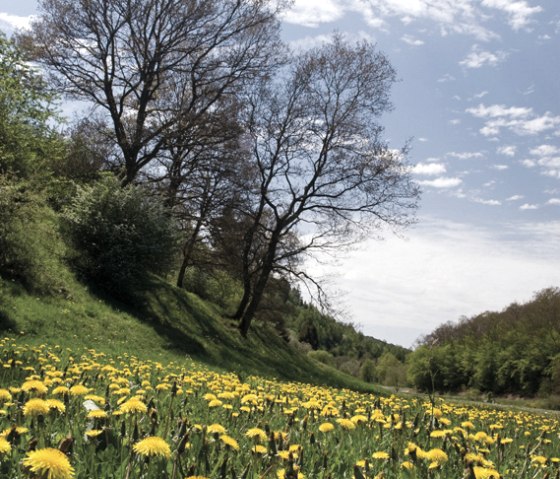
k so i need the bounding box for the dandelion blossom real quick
[473,466,501,479]
[372,451,390,460]
[0,437,11,454]
[220,434,239,451]
[318,422,334,433]
[246,428,267,442]
[133,436,171,459]
[23,398,50,417]
[23,448,74,479]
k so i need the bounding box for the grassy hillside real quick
[0,273,383,393]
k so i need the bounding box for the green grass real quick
[0,275,382,393]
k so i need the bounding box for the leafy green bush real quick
[0,177,70,294]
[63,177,179,294]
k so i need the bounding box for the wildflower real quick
[277,468,305,478]
[473,466,501,478]
[133,436,172,459]
[119,398,148,414]
[22,448,75,479]
[207,424,226,435]
[46,399,66,413]
[252,445,267,454]
[336,418,355,430]
[0,437,12,454]
[69,385,90,396]
[246,428,267,442]
[220,434,239,450]
[85,430,103,438]
[372,451,390,460]
[319,422,334,433]
[87,410,108,419]
[0,389,12,402]
[21,380,48,395]
[23,398,50,417]
[52,386,69,396]
[401,461,414,470]
[426,449,448,466]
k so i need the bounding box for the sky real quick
[1,0,559,348]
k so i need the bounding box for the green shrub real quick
[62,177,179,294]
[0,177,70,294]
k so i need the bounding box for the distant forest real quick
[408,287,560,397]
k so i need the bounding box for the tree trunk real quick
[238,266,271,337]
[176,217,204,288]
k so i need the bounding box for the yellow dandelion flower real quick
[252,445,267,454]
[119,398,147,414]
[69,385,90,396]
[21,380,48,395]
[23,398,50,417]
[185,476,210,479]
[401,461,414,470]
[220,434,239,450]
[430,430,446,438]
[318,422,334,433]
[52,386,69,396]
[473,466,501,478]
[277,468,305,478]
[336,418,355,430]
[207,424,226,435]
[531,455,547,465]
[0,389,12,402]
[208,399,223,408]
[133,436,171,459]
[0,437,12,454]
[426,449,448,466]
[246,427,267,442]
[87,410,108,419]
[372,451,390,460]
[46,399,66,413]
[22,448,74,479]
[85,429,103,438]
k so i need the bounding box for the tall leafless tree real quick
[26,0,285,185]
[233,36,420,336]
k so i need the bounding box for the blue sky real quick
[1,0,559,347]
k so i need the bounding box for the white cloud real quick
[289,31,374,50]
[448,151,484,160]
[474,198,502,206]
[497,145,516,156]
[530,144,560,156]
[411,162,447,175]
[449,119,461,125]
[520,203,539,210]
[459,45,508,69]
[521,159,536,168]
[418,177,462,188]
[473,90,489,99]
[437,73,456,83]
[307,218,560,346]
[0,12,34,31]
[506,195,524,201]
[401,34,425,46]
[481,0,543,30]
[492,164,509,170]
[467,103,560,137]
[281,0,345,27]
[547,198,560,206]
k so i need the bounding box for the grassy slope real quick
[0,275,382,393]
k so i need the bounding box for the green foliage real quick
[0,177,70,294]
[360,358,377,383]
[0,33,61,178]
[408,288,560,397]
[376,352,407,388]
[62,177,180,294]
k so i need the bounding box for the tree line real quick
[1,0,419,340]
[408,287,560,397]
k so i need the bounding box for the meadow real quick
[1,337,559,479]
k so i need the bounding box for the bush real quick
[63,177,179,294]
[0,177,70,294]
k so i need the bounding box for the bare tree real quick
[26,0,285,185]
[233,36,420,336]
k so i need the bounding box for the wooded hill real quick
[0,22,409,387]
[408,287,560,397]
